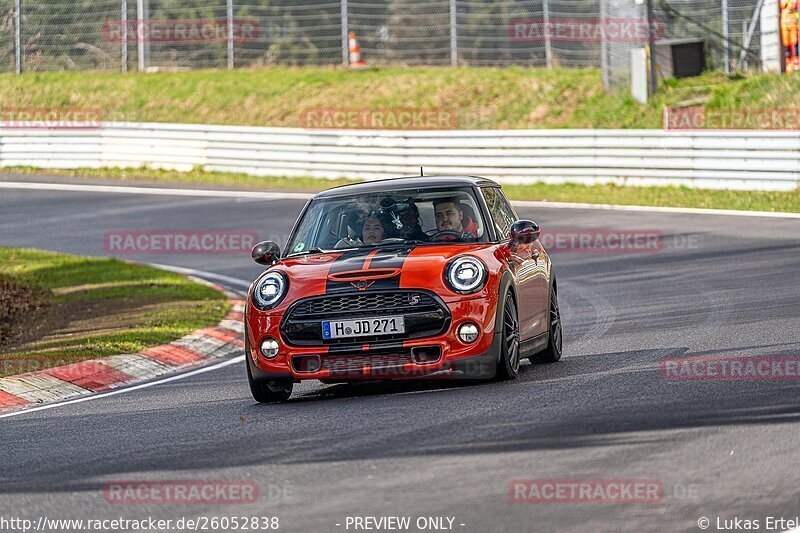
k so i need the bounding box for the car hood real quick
[253,243,499,311]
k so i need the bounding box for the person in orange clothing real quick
[781,0,799,73]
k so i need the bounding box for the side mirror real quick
[509,220,541,245]
[251,241,281,266]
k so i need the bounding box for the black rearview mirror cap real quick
[251,241,281,266]
[509,220,541,245]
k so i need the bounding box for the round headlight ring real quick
[253,271,287,309]
[445,256,487,294]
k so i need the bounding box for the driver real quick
[433,197,478,236]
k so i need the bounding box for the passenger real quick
[361,213,386,245]
[395,201,428,241]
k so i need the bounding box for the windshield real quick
[286,186,488,255]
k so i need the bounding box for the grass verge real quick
[3,166,799,213]
[501,182,800,213]
[2,67,800,129]
[0,247,229,377]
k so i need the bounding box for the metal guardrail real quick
[0,122,798,191]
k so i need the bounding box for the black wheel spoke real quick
[550,292,562,355]
[503,295,520,374]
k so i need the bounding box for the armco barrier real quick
[0,123,798,191]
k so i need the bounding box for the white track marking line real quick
[146,262,253,289]
[0,356,244,419]
[0,181,313,200]
[2,180,800,219]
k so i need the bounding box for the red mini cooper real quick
[245,176,562,402]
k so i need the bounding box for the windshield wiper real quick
[403,240,426,245]
[289,247,326,256]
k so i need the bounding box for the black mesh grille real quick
[291,292,439,318]
[281,290,449,346]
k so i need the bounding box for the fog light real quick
[260,338,279,358]
[458,323,479,344]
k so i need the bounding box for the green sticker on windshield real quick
[293,243,305,252]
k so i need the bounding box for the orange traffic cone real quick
[348,31,368,69]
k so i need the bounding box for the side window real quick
[482,187,517,240]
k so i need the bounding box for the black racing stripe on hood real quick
[325,246,416,295]
[324,248,373,295]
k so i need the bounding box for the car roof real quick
[314,175,500,199]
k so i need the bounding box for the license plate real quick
[322,316,405,339]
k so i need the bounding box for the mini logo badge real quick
[351,280,376,291]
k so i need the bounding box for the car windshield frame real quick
[284,185,491,257]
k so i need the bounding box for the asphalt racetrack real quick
[1,176,800,533]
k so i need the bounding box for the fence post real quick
[647,0,657,94]
[341,0,348,66]
[137,0,145,71]
[543,0,552,68]
[450,0,457,66]
[121,0,128,71]
[600,0,608,89]
[14,0,21,74]
[722,0,731,73]
[227,0,234,69]
[739,0,765,67]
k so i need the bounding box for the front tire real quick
[495,293,521,380]
[245,333,293,403]
[530,281,562,364]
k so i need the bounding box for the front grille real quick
[281,290,450,346]
[291,292,439,318]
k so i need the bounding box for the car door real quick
[482,187,548,339]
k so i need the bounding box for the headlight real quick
[444,256,487,294]
[253,271,287,310]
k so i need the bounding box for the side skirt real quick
[520,332,548,358]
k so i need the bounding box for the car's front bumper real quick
[246,296,501,381]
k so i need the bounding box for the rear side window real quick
[482,187,517,240]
